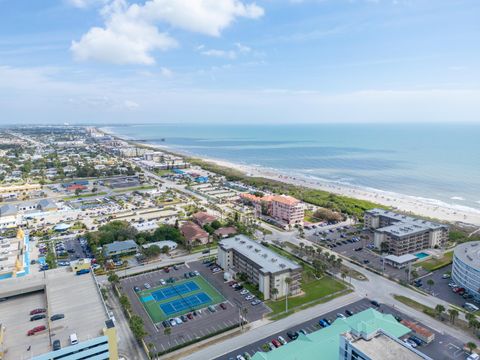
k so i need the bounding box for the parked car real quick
[336,313,346,319]
[220,303,227,310]
[298,329,307,335]
[278,336,287,345]
[159,279,166,285]
[174,317,183,324]
[169,319,177,327]
[370,300,380,307]
[345,309,354,317]
[318,319,329,328]
[251,299,262,305]
[245,295,255,301]
[162,320,170,328]
[208,305,216,313]
[240,289,249,295]
[144,283,151,289]
[52,339,61,351]
[287,331,298,340]
[27,325,46,336]
[134,286,141,292]
[50,314,65,321]
[187,313,194,319]
[30,314,46,321]
[181,315,188,322]
[30,308,46,315]
[442,273,451,279]
[271,339,282,348]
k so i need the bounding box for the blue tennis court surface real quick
[160,292,211,315]
[151,281,200,302]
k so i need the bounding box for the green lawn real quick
[419,251,453,271]
[63,191,107,200]
[266,276,347,316]
[137,275,224,323]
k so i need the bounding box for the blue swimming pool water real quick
[415,252,429,259]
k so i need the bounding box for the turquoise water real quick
[415,252,429,259]
[102,123,480,212]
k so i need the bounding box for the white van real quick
[464,303,479,312]
[69,333,78,345]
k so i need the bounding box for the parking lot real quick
[215,298,470,360]
[307,227,430,281]
[416,265,474,308]
[121,260,270,354]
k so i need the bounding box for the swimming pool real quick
[415,252,429,259]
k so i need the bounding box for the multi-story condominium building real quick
[364,209,448,256]
[452,241,480,301]
[240,193,304,228]
[217,235,301,300]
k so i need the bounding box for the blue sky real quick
[0,0,479,124]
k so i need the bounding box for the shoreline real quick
[98,127,480,226]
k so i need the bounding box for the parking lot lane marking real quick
[185,263,190,268]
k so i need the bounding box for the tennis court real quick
[160,292,211,315]
[138,275,225,323]
[151,281,200,301]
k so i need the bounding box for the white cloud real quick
[66,0,107,8]
[124,100,139,109]
[160,67,173,77]
[71,0,264,65]
[201,49,237,59]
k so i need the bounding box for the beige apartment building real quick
[365,209,448,256]
[240,193,304,228]
[217,235,302,300]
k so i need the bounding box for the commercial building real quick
[384,254,418,269]
[217,235,301,300]
[103,239,138,257]
[452,241,480,301]
[0,268,118,360]
[364,209,448,256]
[0,228,30,280]
[240,193,304,228]
[251,308,431,360]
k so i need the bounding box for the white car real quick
[175,317,183,324]
[169,319,177,327]
[240,289,249,295]
[194,270,200,276]
[159,279,166,285]
[212,268,221,273]
[278,336,287,345]
[245,295,255,301]
[144,283,151,289]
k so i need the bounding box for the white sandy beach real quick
[100,128,480,227]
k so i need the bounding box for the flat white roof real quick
[385,254,418,264]
[219,235,301,274]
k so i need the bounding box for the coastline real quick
[99,127,480,226]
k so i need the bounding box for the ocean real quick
[102,123,480,212]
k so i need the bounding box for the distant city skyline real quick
[1,0,479,124]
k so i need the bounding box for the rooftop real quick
[0,268,109,359]
[103,239,138,253]
[219,235,301,274]
[367,208,447,237]
[453,241,480,269]
[384,254,418,264]
[251,308,413,360]
[352,332,428,360]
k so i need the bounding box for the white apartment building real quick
[217,235,301,300]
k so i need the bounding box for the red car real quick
[272,339,282,348]
[27,325,46,336]
[220,303,227,310]
[187,313,194,320]
[30,308,46,315]
[164,267,170,273]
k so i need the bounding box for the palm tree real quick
[284,277,292,313]
[271,287,279,300]
[427,279,435,291]
[467,342,477,354]
[448,309,459,324]
[435,304,445,319]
